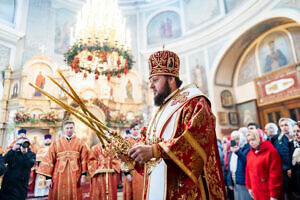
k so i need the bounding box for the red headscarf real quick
[247,129,266,146]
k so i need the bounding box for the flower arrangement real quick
[14,112,32,125]
[13,111,61,126]
[40,111,59,125]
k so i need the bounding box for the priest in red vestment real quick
[34,134,52,197]
[37,120,88,200]
[88,143,121,200]
[123,122,144,200]
[126,50,227,199]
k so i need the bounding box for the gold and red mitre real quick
[148,50,180,79]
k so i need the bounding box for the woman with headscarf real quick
[222,136,234,200]
[226,130,251,200]
[246,129,284,200]
[222,136,231,172]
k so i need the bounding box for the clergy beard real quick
[154,80,171,106]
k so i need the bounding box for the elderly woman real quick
[264,122,278,142]
[273,118,295,199]
[226,130,251,200]
[292,121,300,196]
[246,129,283,200]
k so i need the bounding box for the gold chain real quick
[146,104,167,144]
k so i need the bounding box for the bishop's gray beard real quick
[154,81,171,106]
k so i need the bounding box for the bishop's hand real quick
[128,145,153,163]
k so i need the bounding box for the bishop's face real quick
[149,75,171,106]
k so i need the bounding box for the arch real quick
[22,56,56,99]
[211,6,300,88]
[211,14,300,136]
[22,56,55,75]
[28,107,45,115]
[213,17,296,87]
[79,88,97,99]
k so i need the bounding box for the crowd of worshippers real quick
[0,121,144,200]
[1,118,300,200]
[219,118,300,200]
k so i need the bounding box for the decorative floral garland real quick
[14,111,62,126]
[14,112,34,124]
[93,98,111,115]
[64,42,134,79]
[40,111,60,125]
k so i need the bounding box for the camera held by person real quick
[13,138,30,154]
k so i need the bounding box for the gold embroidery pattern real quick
[171,92,189,106]
[204,146,226,199]
[148,50,180,78]
[183,131,207,163]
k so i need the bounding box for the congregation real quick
[1,118,299,200]
[221,118,300,200]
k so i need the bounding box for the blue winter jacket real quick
[272,133,294,171]
[226,144,250,186]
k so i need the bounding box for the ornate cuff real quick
[152,144,161,158]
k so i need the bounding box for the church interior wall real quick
[233,23,300,103]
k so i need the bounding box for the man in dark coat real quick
[0,137,36,200]
[0,154,6,176]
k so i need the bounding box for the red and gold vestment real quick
[34,145,50,197]
[123,137,144,200]
[88,143,121,200]
[139,85,227,200]
[38,136,88,200]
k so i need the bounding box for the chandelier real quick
[64,0,134,80]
